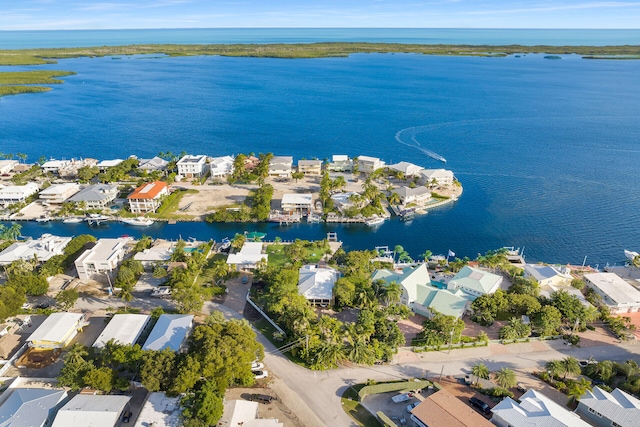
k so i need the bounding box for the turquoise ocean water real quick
[1,29,639,266]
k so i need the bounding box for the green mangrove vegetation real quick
[0,70,76,97]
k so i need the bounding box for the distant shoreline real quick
[2,42,640,65]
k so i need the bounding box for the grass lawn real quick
[265,241,329,268]
[195,253,227,287]
[149,189,198,220]
[342,385,382,427]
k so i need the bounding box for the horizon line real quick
[2,27,640,32]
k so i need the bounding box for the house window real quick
[588,407,603,417]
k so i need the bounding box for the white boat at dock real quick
[625,249,639,261]
[365,217,385,226]
[85,214,112,225]
[35,216,52,223]
[121,217,154,226]
[62,217,83,224]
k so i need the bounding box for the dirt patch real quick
[462,318,504,340]
[399,314,427,344]
[0,334,23,359]
[15,348,61,369]
[177,184,255,218]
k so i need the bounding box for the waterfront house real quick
[420,169,455,186]
[523,263,572,287]
[388,161,424,177]
[142,314,194,352]
[96,159,124,171]
[576,387,640,427]
[268,156,294,177]
[328,155,352,172]
[51,395,131,427]
[410,388,494,427]
[448,266,503,298]
[177,154,208,178]
[0,182,39,207]
[227,242,268,271]
[209,155,235,179]
[127,180,168,214]
[0,382,67,427]
[396,186,432,207]
[0,234,72,265]
[372,263,431,306]
[492,389,591,427]
[133,239,174,268]
[243,155,260,171]
[68,184,118,210]
[74,237,131,280]
[331,191,359,212]
[373,264,470,318]
[356,155,385,174]
[281,193,313,213]
[0,159,19,175]
[138,156,169,171]
[583,272,640,314]
[38,183,80,204]
[297,159,323,175]
[298,265,339,306]
[57,158,98,178]
[41,159,71,173]
[92,313,151,349]
[412,285,469,318]
[27,312,85,349]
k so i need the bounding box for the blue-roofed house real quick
[143,314,193,352]
[447,266,503,299]
[0,384,67,427]
[523,264,572,287]
[372,264,471,318]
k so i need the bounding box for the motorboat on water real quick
[121,217,154,226]
[365,217,385,226]
[35,216,52,223]
[625,249,639,261]
[62,217,83,224]
[85,214,112,225]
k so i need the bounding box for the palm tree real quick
[472,363,490,386]
[560,356,582,379]
[586,360,614,382]
[387,192,401,205]
[65,343,89,365]
[494,367,517,389]
[384,281,403,306]
[546,359,564,379]
[567,378,592,404]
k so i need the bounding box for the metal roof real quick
[0,388,67,427]
[143,314,193,351]
[51,395,130,427]
[92,314,150,349]
[27,313,84,345]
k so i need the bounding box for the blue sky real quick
[1,1,639,30]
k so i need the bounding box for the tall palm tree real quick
[387,192,401,205]
[472,363,490,386]
[494,367,517,389]
[567,378,592,404]
[384,281,403,306]
[560,356,582,379]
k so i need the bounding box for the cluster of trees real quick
[205,184,273,223]
[0,234,96,321]
[541,357,593,402]
[255,247,407,368]
[114,258,144,303]
[58,314,263,427]
[161,241,213,313]
[583,359,640,395]
[471,275,599,339]
[0,223,22,240]
[471,363,517,398]
[228,153,272,184]
[415,310,466,347]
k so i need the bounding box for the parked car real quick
[250,394,273,404]
[406,402,419,412]
[251,362,265,371]
[151,286,172,298]
[122,411,132,423]
[469,397,491,414]
[253,370,268,380]
[579,359,597,368]
[242,276,249,284]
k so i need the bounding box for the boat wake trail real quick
[395,126,447,163]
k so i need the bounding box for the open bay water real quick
[1,50,640,266]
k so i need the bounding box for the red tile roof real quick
[127,181,168,200]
